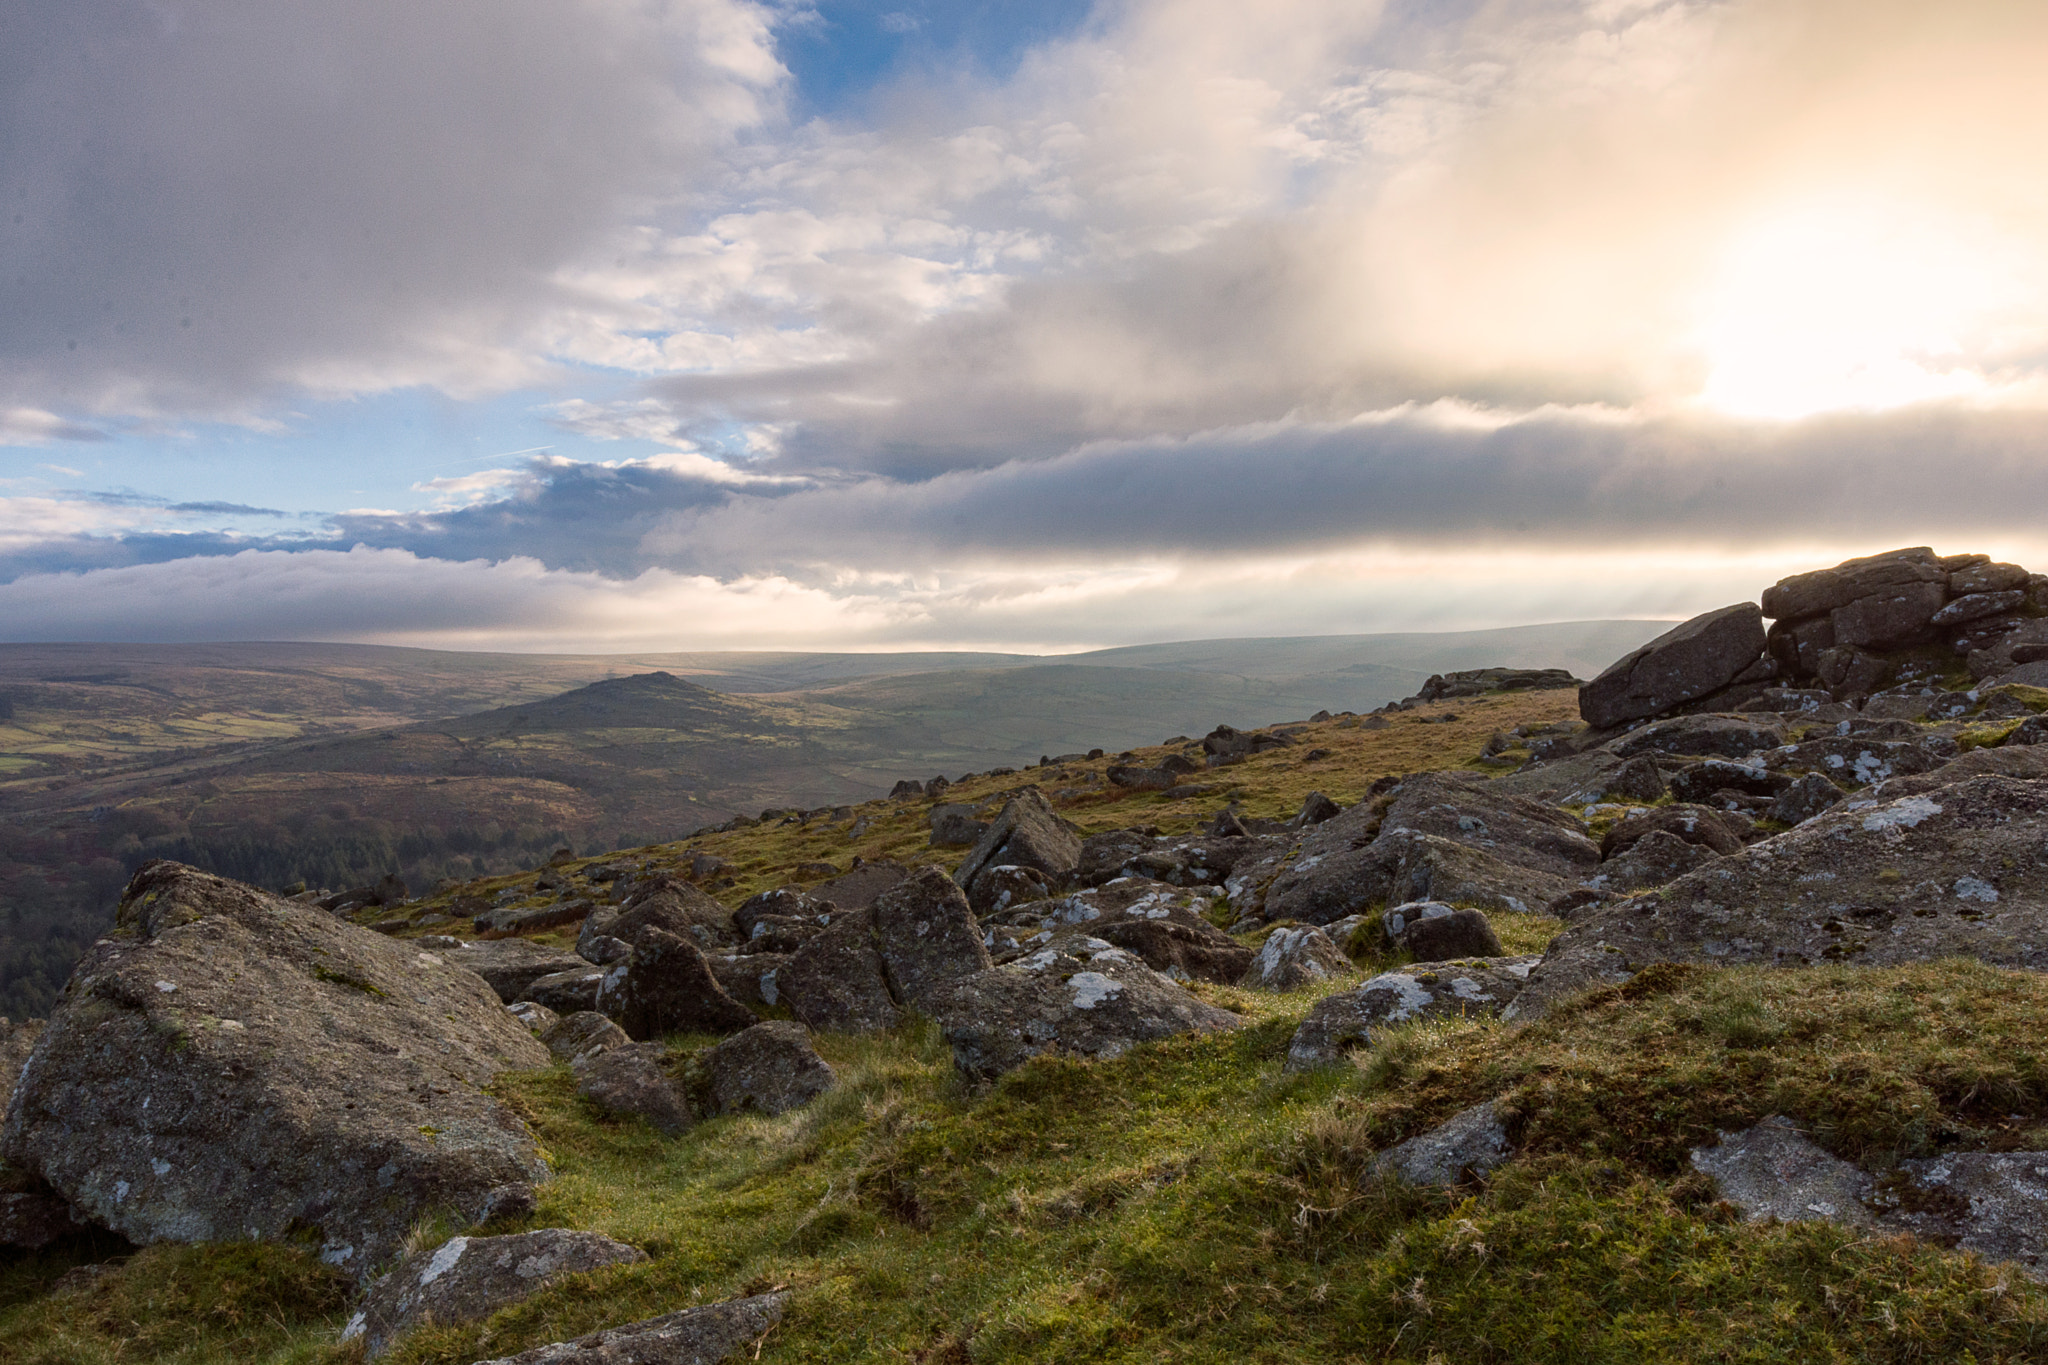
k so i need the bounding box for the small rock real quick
[539,1011,631,1065]
[1383,901,1504,961]
[469,1290,787,1365]
[506,1001,559,1034]
[1284,958,1535,1070]
[344,1229,646,1358]
[1585,830,1722,893]
[574,1043,692,1136]
[703,1021,837,1117]
[596,929,758,1041]
[1375,1102,1511,1185]
[1237,926,1353,991]
[521,968,605,1015]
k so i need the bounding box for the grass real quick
[19,682,2048,1362]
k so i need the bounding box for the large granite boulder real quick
[1,862,550,1277]
[922,934,1239,1079]
[344,1228,646,1358]
[1237,926,1354,991]
[594,928,758,1041]
[953,789,1082,904]
[574,1042,692,1135]
[870,867,993,1008]
[1508,776,2048,1019]
[1580,604,1767,729]
[471,1290,787,1365]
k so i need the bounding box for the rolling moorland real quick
[3,545,2048,1361]
[0,623,1659,1017]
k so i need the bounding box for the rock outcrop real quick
[1286,958,1536,1071]
[2,862,550,1277]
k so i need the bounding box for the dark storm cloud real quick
[0,0,780,416]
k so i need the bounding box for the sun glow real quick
[1693,197,2021,420]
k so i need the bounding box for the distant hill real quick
[0,623,1667,1017]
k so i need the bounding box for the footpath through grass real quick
[12,963,2048,1364]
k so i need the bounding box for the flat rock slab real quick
[346,1228,646,1358]
[1689,1116,1880,1228]
[1510,776,2048,1019]
[924,933,1239,1080]
[1286,958,1535,1071]
[1,862,550,1278]
[438,940,594,1004]
[471,1290,787,1365]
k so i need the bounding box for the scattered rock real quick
[506,1000,558,1034]
[1384,902,1506,960]
[1602,755,1668,803]
[923,934,1239,1080]
[1609,714,1787,759]
[437,939,593,1004]
[520,967,605,1015]
[929,805,990,849]
[871,868,993,1007]
[595,928,759,1041]
[574,1042,692,1135]
[1769,772,1847,826]
[539,1011,630,1065]
[1292,791,1342,827]
[469,1290,787,1365]
[811,860,909,910]
[967,864,1053,918]
[953,789,1082,905]
[1,862,550,1278]
[1237,926,1353,991]
[705,952,792,1011]
[781,909,903,1035]
[1374,1102,1512,1186]
[1284,958,1535,1071]
[1600,804,1746,858]
[1584,830,1723,893]
[702,1021,837,1117]
[981,879,1253,984]
[344,1229,647,1358]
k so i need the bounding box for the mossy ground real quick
[13,686,2048,1362]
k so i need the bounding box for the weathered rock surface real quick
[1869,743,2048,799]
[811,860,909,909]
[703,1021,837,1117]
[437,939,592,1004]
[953,789,1082,903]
[470,1290,786,1365]
[781,908,901,1034]
[1262,774,1595,925]
[506,1000,558,1034]
[1584,830,1723,894]
[1,1016,42,1115]
[1,862,550,1277]
[345,1229,646,1358]
[981,879,1254,984]
[1768,772,1847,826]
[923,934,1238,1079]
[1510,776,2048,1019]
[871,867,993,1007]
[705,952,792,1010]
[1384,901,1506,961]
[0,1189,80,1250]
[1600,804,1746,858]
[1890,1150,2048,1279]
[604,883,741,953]
[540,1010,630,1065]
[1689,1117,1880,1228]
[1285,959,1534,1071]
[1609,714,1786,759]
[1237,926,1353,991]
[595,928,758,1041]
[574,1042,691,1135]
[1580,604,1768,729]
[1374,1102,1512,1186]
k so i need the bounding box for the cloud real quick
[1,407,110,445]
[0,0,784,419]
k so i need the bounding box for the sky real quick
[5,0,2048,653]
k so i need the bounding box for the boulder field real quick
[4,544,2048,1358]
